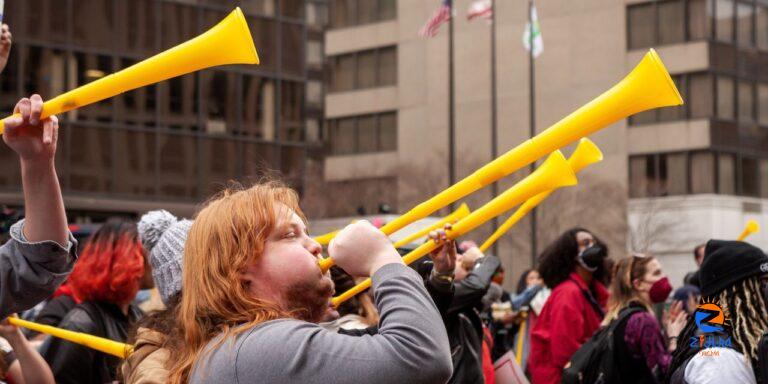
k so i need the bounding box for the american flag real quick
[419,0,452,38]
[467,0,492,21]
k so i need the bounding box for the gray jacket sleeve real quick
[195,263,453,384]
[0,219,77,318]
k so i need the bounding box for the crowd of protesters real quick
[0,19,767,384]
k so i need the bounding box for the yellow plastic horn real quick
[318,49,681,273]
[479,138,603,252]
[332,151,578,307]
[737,220,760,241]
[0,7,258,134]
[8,317,131,358]
[314,230,340,246]
[392,203,470,248]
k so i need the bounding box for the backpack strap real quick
[569,277,605,318]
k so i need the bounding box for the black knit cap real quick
[699,239,768,298]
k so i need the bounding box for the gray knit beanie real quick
[137,210,192,306]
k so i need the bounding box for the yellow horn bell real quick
[0,7,258,134]
[392,203,470,248]
[737,220,760,241]
[479,138,603,252]
[332,151,577,307]
[318,49,682,273]
[8,317,131,358]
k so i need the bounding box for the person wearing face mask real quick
[528,228,610,384]
[599,253,687,383]
[668,240,768,384]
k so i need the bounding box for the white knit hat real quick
[137,210,191,306]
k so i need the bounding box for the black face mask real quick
[577,245,606,272]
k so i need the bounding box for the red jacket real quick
[527,272,608,384]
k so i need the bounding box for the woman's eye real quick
[284,232,296,239]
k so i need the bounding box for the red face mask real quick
[648,277,672,303]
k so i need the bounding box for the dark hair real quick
[516,269,534,295]
[538,227,603,288]
[668,276,768,380]
[693,244,706,261]
[127,292,181,344]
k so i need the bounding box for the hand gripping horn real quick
[332,150,578,307]
[0,7,258,133]
[318,49,683,272]
[479,138,603,252]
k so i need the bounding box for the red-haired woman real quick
[40,219,146,384]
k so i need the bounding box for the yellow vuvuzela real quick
[8,317,131,358]
[318,49,682,273]
[737,220,760,241]
[479,138,603,252]
[0,7,258,134]
[332,151,578,307]
[314,230,341,246]
[392,203,470,248]
[314,205,469,247]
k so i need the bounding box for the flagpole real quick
[528,0,538,267]
[448,0,456,211]
[490,0,499,256]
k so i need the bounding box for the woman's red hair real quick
[69,219,145,305]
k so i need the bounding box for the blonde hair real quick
[167,182,304,384]
[602,254,655,325]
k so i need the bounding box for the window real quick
[630,151,767,198]
[760,159,768,197]
[738,80,755,122]
[740,157,759,196]
[691,152,716,193]
[628,3,655,49]
[667,153,688,195]
[629,72,718,126]
[357,50,377,89]
[717,76,736,120]
[718,153,736,194]
[690,73,714,118]
[628,0,712,49]
[659,1,686,45]
[759,83,768,124]
[758,3,768,49]
[378,47,397,86]
[689,0,713,40]
[716,0,735,42]
[329,47,398,92]
[629,156,650,198]
[736,1,754,46]
[328,112,398,155]
[330,0,397,28]
[660,75,687,122]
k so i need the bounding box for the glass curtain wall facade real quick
[0,0,312,214]
[627,0,768,199]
